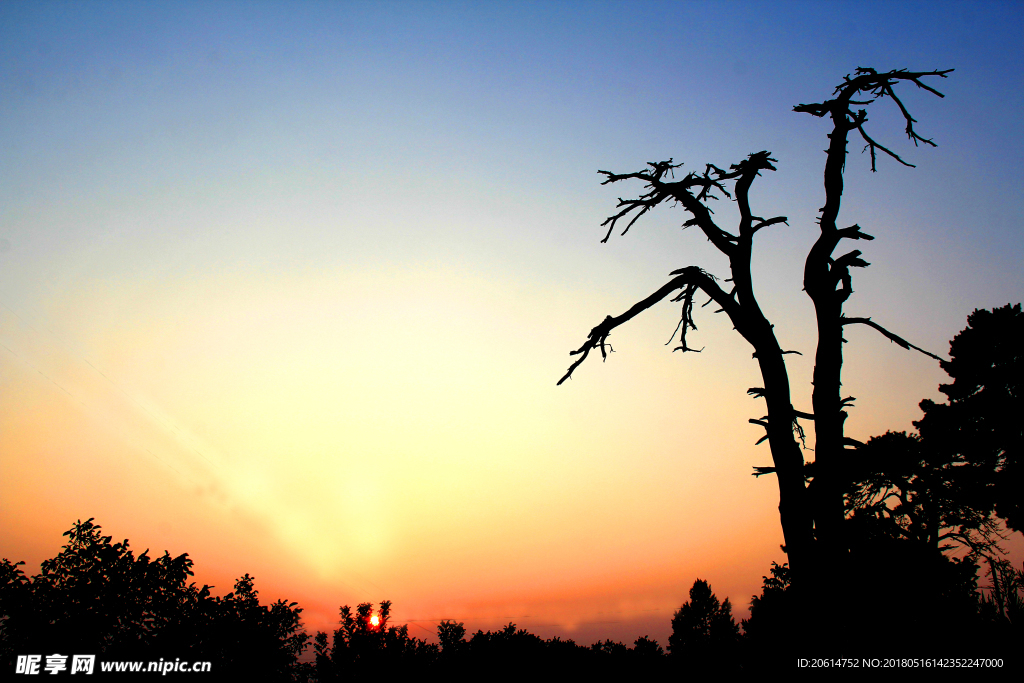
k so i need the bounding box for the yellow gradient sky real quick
[2,1,1022,644]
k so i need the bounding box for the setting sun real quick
[369,615,380,628]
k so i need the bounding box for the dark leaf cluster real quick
[311,605,670,679]
[0,519,308,680]
[668,579,739,672]
[3,516,1020,677]
[841,305,1022,592]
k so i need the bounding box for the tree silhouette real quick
[315,600,438,679]
[464,622,545,671]
[668,579,739,670]
[740,562,793,667]
[835,305,1023,651]
[917,303,1022,533]
[981,558,1024,632]
[329,601,391,671]
[213,574,310,680]
[0,519,309,679]
[1,518,210,662]
[630,635,664,659]
[845,431,1002,558]
[559,68,952,593]
[843,306,1023,567]
[436,619,467,661]
[5,522,680,676]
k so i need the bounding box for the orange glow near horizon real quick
[3,259,1022,646]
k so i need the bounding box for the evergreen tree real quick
[668,579,739,670]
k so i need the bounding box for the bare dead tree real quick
[795,67,951,566]
[559,68,951,590]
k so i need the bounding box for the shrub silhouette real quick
[668,579,739,671]
[837,306,1024,652]
[0,519,308,680]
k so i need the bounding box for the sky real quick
[1,0,1022,646]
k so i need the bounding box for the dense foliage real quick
[2,520,1020,677]
[917,303,1022,533]
[668,579,739,670]
[0,519,308,680]
[832,305,1023,653]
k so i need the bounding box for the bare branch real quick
[881,84,936,149]
[597,161,685,241]
[793,418,809,449]
[751,216,789,235]
[597,162,742,253]
[664,282,705,353]
[910,73,952,97]
[858,125,915,171]
[558,267,725,384]
[841,316,944,361]
[796,68,952,172]
[599,190,666,242]
[792,101,831,117]
[599,159,681,186]
[751,414,770,446]
[832,250,871,271]
[836,224,874,241]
